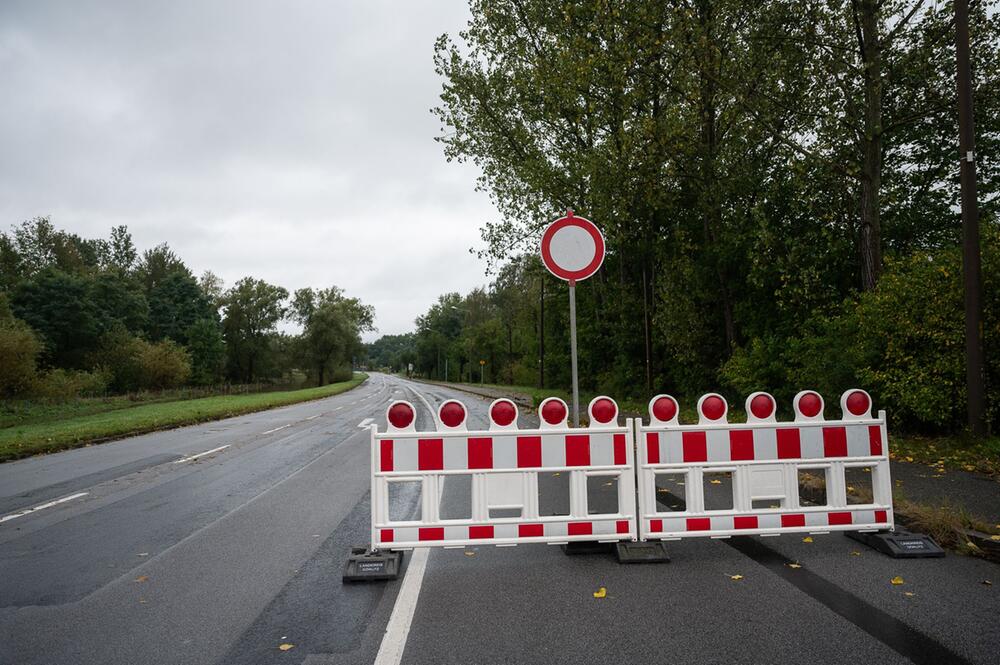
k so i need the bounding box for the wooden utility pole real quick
[954,0,986,436]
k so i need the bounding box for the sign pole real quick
[568,280,580,427]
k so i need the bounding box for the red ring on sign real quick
[846,391,870,416]
[591,398,617,424]
[750,394,775,419]
[701,395,726,421]
[490,400,517,426]
[541,399,567,425]
[652,396,677,422]
[439,401,466,428]
[540,215,606,282]
[387,402,414,429]
[799,392,823,418]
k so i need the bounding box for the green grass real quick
[0,373,368,463]
[889,434,1000,477]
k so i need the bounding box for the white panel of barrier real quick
[371,396,637,550]
[635,389,894,540]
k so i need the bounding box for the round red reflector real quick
[846,391,870,416]
[491,400,517,426]
[439,401,466,427]
[541,399,567,425]
[652,396,677,422]
[591,398,617,424]
[750,394,775,419]
[387,402,414,429]
[701,395,726,420]
[799,392,823,417]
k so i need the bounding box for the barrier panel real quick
[371,395,637,550]
[635,389,894,540]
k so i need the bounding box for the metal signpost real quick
[539,210,606,426]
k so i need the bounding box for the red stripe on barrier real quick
[467,437,493,469]
[419,527,444,541]
[687,517,711,531]
[565,435,591,466]
[823,427,848,457]
[380,440,393,472]
[568,522,593,536]
[519,523,544,537]
[650,519,663,532]
[875,509,888,522]
[869,426,883,455]
[776,428,801,459]
[729,430,755,461]
[613,433,627,465]
[516,436,542,468]
[734,516,758,529]
[781,514,805,527]
[418,438,443,471]
[682,431,708,463]
[646,432,660,463]
[469,525,494,539]
[616,520,630,534]
[381,529,394,542]
[828,512,852,525]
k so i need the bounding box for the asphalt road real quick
[1,373,997,665]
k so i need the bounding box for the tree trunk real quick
[317,363,325,386]
[857,0,883,290]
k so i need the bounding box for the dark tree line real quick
[0,218,372,399]
[367,1,1000,434]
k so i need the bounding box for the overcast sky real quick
[0,0,496,340]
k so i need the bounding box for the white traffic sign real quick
[539,210,605,426]
[540,211,605,284]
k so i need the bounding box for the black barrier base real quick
[342,547,404,582]
[561,541,614,556]
[845,529,946,558]
[615,540,670,564]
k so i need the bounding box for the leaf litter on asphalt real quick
[278,643,294,651]
[593,587,607,598]
[891,576,905,585]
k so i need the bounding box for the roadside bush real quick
[31,368,109,400]
[138,339,191,390]
[0,317,43,397]
[722,223,999,433]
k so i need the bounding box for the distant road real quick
[1,373,996,665]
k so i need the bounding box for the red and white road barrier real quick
[370,396,637,549]
[635,389,893,540]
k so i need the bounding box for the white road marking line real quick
[357,417,374,429]
[0,492,89,524]
[305,415,320,421]
[373,547,430,665]
[173,444,231,464]
[262,424,291,435]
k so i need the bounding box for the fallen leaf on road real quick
[137,553,149,557]
[904,592,915,597]
[982,580,993,586]
[593,587,607,598]
[730,574,744,581]
[787,563,802,569]
[851,551,862,556]
[891,576,905,585]
[134,576,148,583]
[710,479,722,485]
[139,598,147,604]
[990,535,1000,542]
[552,472,561,477]
[604,482,614,487]
[464,551,475,557]
[278,643,294,651]
[802,537,813,543]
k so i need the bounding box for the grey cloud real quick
[0,0,494,338]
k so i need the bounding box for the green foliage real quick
[222,277,288,383]
[31,368,109,401]
[0,317,43,397]
[12,268,101,367]
[185,318,226,385]
[146,271,216,343]
[137,339,191,390]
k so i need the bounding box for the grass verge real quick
[0,373,368,463]
[889,434,1000,478]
